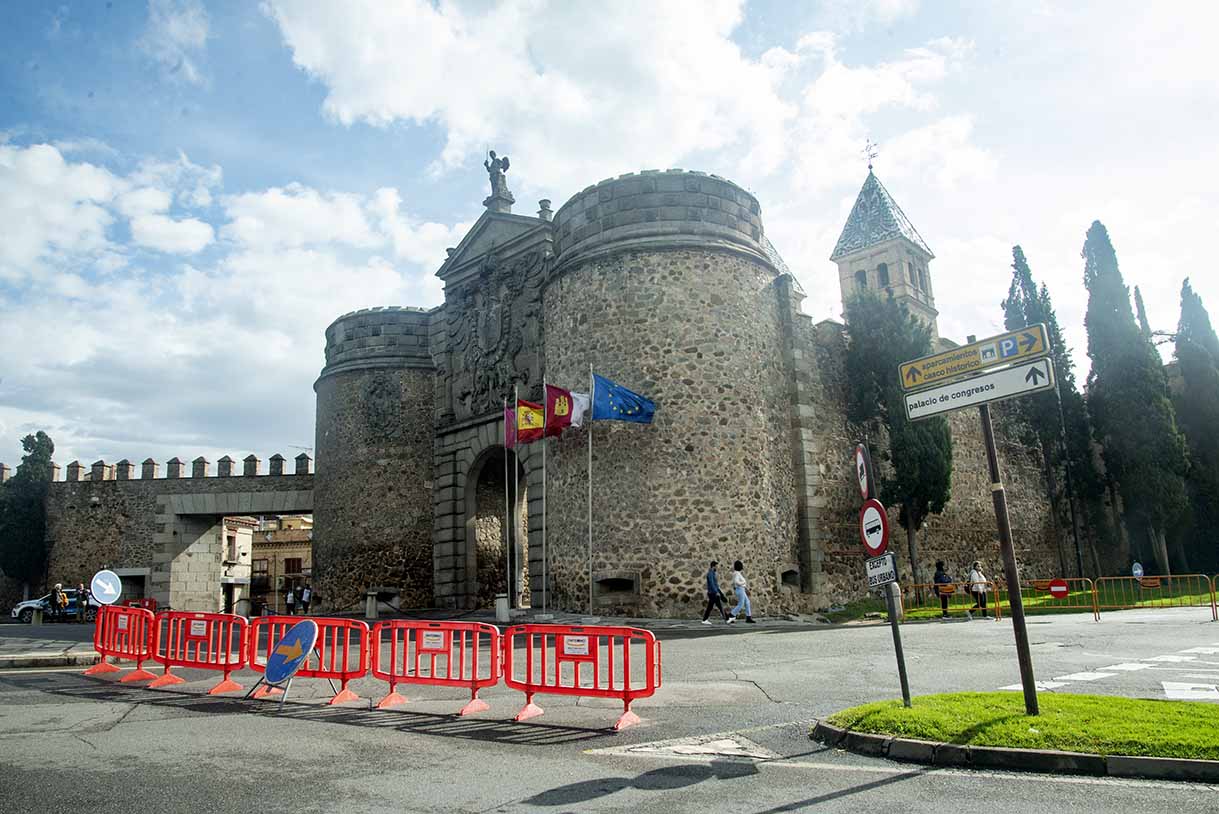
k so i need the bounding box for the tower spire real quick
[864,139,879,172]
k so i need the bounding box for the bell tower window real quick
[855,270,867,289]
[877,263,890,287]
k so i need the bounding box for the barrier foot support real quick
[458,697,490,717]
[208,678,243,695]
[328,687,360,706]
[252,685,284,700]
[84,660,120,676]
[514,702,545,722]
[376,691,408,710]
[120,668,157,683]
[612,709,641,732]
[148,672,186,688]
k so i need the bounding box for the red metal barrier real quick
[84,605,157,682]
[124,597,158,612]
[247,616,369,704]
[370,620,501,714]
[149,611,248,694]
[502,625,662,731]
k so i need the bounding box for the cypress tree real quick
[999,246,1104,576]
[0,431,55,591]
[846,290,953,585]
[1174,279,1219,570]
[1083,221,1188,575]
[1134,286,1153,339]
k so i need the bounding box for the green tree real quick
[1082,222,1188,575]
[845,290,953,585]
[1134,286,1153,339]
[1174,279,1219,570]
[1000,246,1106,576]
[0,432,55,589]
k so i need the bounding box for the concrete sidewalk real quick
[0,626,98,668]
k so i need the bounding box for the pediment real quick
[437,210,549,283]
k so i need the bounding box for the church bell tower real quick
[831,168,938,337]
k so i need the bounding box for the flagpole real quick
[542,375,548,615]
[503,397,510,608]
[587,362,594,615]
[513,384,521,610]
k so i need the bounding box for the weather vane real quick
[864,139,879,170]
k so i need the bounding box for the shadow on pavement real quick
[523,760,760,807]
[7,672,614,746]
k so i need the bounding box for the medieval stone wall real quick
[313,307,436,611]
[804,321,1060,602]
[542,240,798,617]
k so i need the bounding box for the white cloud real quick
[222,183,381,249]
[140,0,210,85]
[129,214,214,254]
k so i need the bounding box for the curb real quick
[0,652,100,669]
[811,721,1219,784]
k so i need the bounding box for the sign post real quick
[853,445,910,708]
[902,328,1050,716]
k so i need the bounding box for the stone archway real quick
[464,447,528,608]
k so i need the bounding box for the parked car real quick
[10,589,99,623]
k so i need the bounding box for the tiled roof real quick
[830,171,933,261]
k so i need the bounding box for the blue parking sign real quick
[999,337,1019,358]
[264,619,317,686]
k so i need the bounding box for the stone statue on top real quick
[483,150,515,212]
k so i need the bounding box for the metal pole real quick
[588,363,594,615]
[513,385,519,610]
[980,401,1039,715]
[542,377,548,615]
[504,397,511,608]
[884,582,912,707]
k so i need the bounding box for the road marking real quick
[1178,647,1219,655]
[0,667,88,675]
[590,734,779,760]
[1099,663,1152,671]
[999,681,1066,691]
[1161,681,1219,700]
[1146,655,1197,663]
[1052,672,1116,682]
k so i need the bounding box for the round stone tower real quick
[543,170,799,617]
[313,306,435,611]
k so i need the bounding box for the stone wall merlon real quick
[45,453,314,480]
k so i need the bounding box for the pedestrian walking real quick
[299,583,312,615]
[49,583,66,621]
[729,560,755,624]
[76,583,88,623]
[933,561,953,618]
[285,586,295,615]
[700,561,732,625]
[968,560,990,618]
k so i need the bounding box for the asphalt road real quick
[2,608,1218,812]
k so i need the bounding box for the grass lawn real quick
[826,692,1219,760]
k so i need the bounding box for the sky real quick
[1,0,1217,470]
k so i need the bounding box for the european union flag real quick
[591,374,656,424]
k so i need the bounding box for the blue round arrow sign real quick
[264,619,318,686]
[90,569,122,605]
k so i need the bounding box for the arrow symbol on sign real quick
[275,640,303,660]
[1025,365,1047,385]
[905,367,922,383]
[95,578,117,596]
[1020,331,1039,352]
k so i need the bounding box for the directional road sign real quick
[264,619,318,686]
[899,323,1049,392]
[905,357,1055,421]
[854,444,871,502]
[90,569,122,605]
[859,498,889,557]
[866,553,898,589]
[1132,562,1144,579]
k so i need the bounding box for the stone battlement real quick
[552,168,768,271]
[18,453,315,482]
[319,306,434,381]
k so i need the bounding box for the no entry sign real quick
[1048,578,1069,599]
[859,499,889,557]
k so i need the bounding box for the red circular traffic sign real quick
[1048,578,1069,599]
[859,499,889,557]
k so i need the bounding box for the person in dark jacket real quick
[933,561,953,618]
[700,561,733,625]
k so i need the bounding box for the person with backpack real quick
[933,561,954,618]
[729,560,755,624]
[49,583,67,621]
[700,561,732,625]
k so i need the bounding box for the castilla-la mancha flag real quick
[516,399,545,444]
[545,384,590,437]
